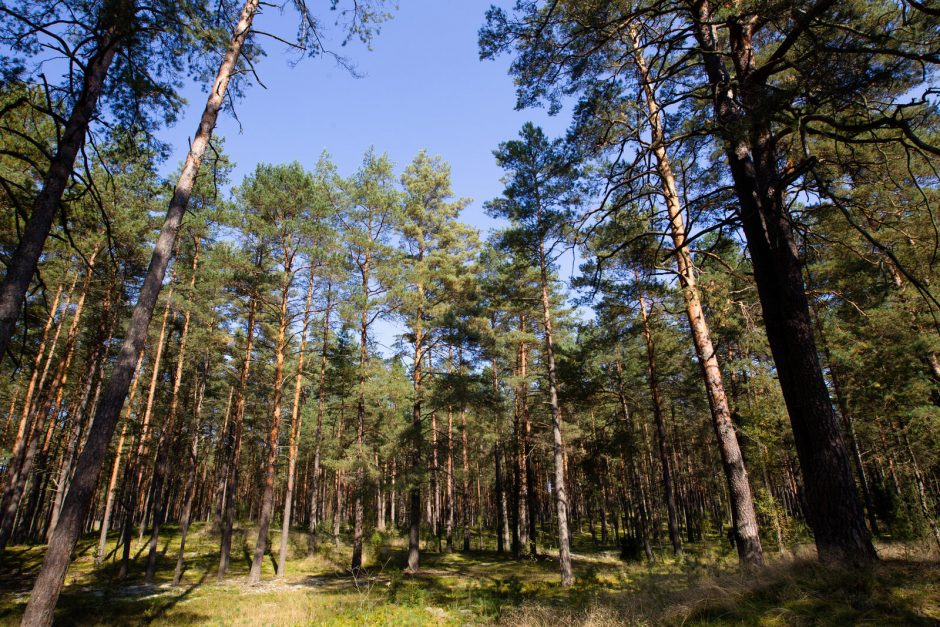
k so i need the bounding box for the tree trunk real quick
[629,24,762,567]
[47,330,106,539]
[20,5,262,595]
[307,283,332,551]
[95,351,144,565]
[5,281,65,462]
[376,455,386,532]
[219,287,259,579]
[537,237,573,586]
[494,437,507,554]
[55,278,118,541]
[24,6,263,613]
[511,354,522,558]
[491,351,510,555]
[119,287,174,578]
[391,458,397,529]
[172,433,200,585]
[407,319,423,572]
[431,408,442,551]
[446,389,455,551]
[518,323,537,557]
[903,432,940,552]
[278,269,315,575]
[809,299,880,536]
[614,361,654,561]
[0,247,98,552]
[249,251,294,584]
[0,29,118,362]
[637,284,683,556]
[173,357,208,585]
[351,258,370,574]
[691,0,876,566]
[145,243,200,581]
[461,405,470,552]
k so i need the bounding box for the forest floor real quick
[0,524,937,626]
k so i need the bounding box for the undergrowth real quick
[0,524,936,626]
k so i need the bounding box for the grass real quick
[0,524,936,625]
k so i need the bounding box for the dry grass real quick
[0,525,936,626]
[501,546,940,626]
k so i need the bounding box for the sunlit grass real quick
[0,524,936,625]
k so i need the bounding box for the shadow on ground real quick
[0,525,936,625]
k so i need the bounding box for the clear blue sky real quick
[159,0,570,236]
[155,1,582,353]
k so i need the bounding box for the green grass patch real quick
[0,525,935,625]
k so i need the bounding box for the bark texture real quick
[22,3,262,621]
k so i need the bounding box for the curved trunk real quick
[19,4,261,613]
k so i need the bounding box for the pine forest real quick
[0,0,938,624]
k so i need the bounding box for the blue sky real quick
[153,1,583,353]
[159,0,570,236]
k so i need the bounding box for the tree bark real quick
[809,299,880,536]
[537,241,573,586]
[351,256,370,574]
[119,286,174,578]
[278,269,315,575]
[614,360,654,561]
[47,307,110,539]
[173,355,208,585]
[0,280,68,540]
[490,348,510,555]
[518,323,537,557]
[249,250,294,584]
[629,23,762,567]
[446,363,455,552]
[407,316,423,572]
[5,281,65,461]
[460,404,470,552]
[0,29,119,362]
[0,247,98,552]
[146,243,200,582]
[17,4,258,616]
[219,286,259,579]
[95,351,144,565]
[691,1,876,565]
[307,283,332,551]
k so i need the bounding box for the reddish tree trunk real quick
[23,3,262,620]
